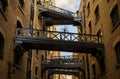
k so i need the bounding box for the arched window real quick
[0,0,8,12]
[35,66,38,75]
[19,0,24,9]
[0,32,4,59]
[110,4,119,27]
[88,21,92,35]
[16,21,23,35]
[92,64,96,79]
[95,5,100,21]
[115,42,120,64]
[87,2,90,15]
[17,21,22,28]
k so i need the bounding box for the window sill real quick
[111,20,120,33]
[18,5,25,15]
[0,9,8,21]
[115,64,120,69]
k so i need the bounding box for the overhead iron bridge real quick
[42,55,85,70]
[14,28,104,55]
[37,2,81,26]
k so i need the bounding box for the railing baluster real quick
[38,2,75,17]
[15,28,103,44]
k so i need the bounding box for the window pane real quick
[115,42,120,64]
[110,5,120,27]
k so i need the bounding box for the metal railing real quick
[15,28,103,43]
[42,55,83,64]
[42,55,85,70]
[38,2,75,17]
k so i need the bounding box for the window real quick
[88,21,92,34]
[0,0,7,12]
[35,66,38,75]
[100,58,105,72]
[28,50,32,57]
[92,64,96,79]
[0,33,4,59]
[17,21,22,28]
[110,5,120,27]
[115,42,120,64]
[36,50,38,55]
[95,5,100,21]
[16,21,23,35]
[87,2,90,15]
[19,0,24,8]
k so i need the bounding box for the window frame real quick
[92,64,96,79]
[95,5,100,21]
[88,21,92,35]
[0,0,8,12]
[19,0,24,9]
[35,66,38,75]
[110,4,120,28]
[0,33,4,59]
[87,2,90,16]
[115,42,120,65]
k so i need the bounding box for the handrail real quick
[15,28,103,44]
[38,2,75,17]
[42,58,83,64]
[51,55,79,59]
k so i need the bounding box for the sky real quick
[55,0,81,13]
[54,0,81,57]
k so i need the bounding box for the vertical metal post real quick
[82,0,90,79]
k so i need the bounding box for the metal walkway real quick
[41,55,84,79]
[14,2,104,79]
[37,2,81,26]
[14,28,104,55]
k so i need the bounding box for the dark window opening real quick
[110,4,120,27]
[0,33,4,59]
[95,5,100,21]
[14,52,21,65]
[36,50,38,55]
[19,0,24,8]
[100,58,105,72]
[115,42,120,64]
[14,45,24,66]
[0,0,7,12]
[28,50,32,57]
[97,29,102,43]
[88,21,92,34]
[92,64,96,79]
[35,66,38,75]
[17,21,22,28]
[87,2,90,15]
[16,21,23,35]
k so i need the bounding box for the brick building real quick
[77,0,120,79]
